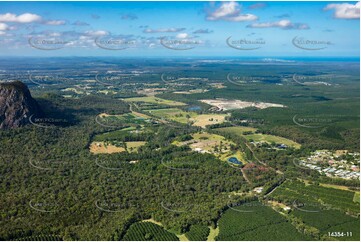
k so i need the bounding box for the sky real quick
[0,1,359,57]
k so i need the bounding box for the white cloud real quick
[206,2,258,22]
[121,14,138,20]
[227,14,259,22]
[45,20,66,25]
[248,3,267,10]
[143,28,185,33]
[49,32,61,37]
[0,13,41,23]
[84,30,109,36]
[247,19,309,30]
[176,33,189,39]
[0,23,8,31]
[72,21,89,26]
[324,2,360,19]
[193,28,213,34]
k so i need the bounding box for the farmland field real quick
[185,225,210,241]
[292,209,360,241]
[122,222,179,241]
[216,202,310,241]
[268,180,360,240]
[13,235,62,241]
[270,180,360,214]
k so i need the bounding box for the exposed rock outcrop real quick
[0,81,43,129]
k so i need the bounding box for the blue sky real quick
[0,1,359,57]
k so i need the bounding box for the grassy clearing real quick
[188,132,234,154]
[191,114,229,128]
[215,126,301,148]
[207,227,219,241]
[89,142,126,154]
[145,108,228,127]
[146,108,197,123]
[141,219,163,226]
[215,126,257,133]
[126,141,146,153]
[131,110,151,119]
[97,112,150,127]
[93,127,139,141]
[89,141,145,154]
[220,150,247,164]
[176,234,189,241]
[173,132,246,164]
[318,182,355,191]
[123,96,186,106]
[353,192,360,203]
[247,134,301,148]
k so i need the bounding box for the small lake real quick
[187,106,202,111]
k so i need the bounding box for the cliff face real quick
[0,81,43,129]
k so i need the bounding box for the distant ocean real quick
[0,56,359,63]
